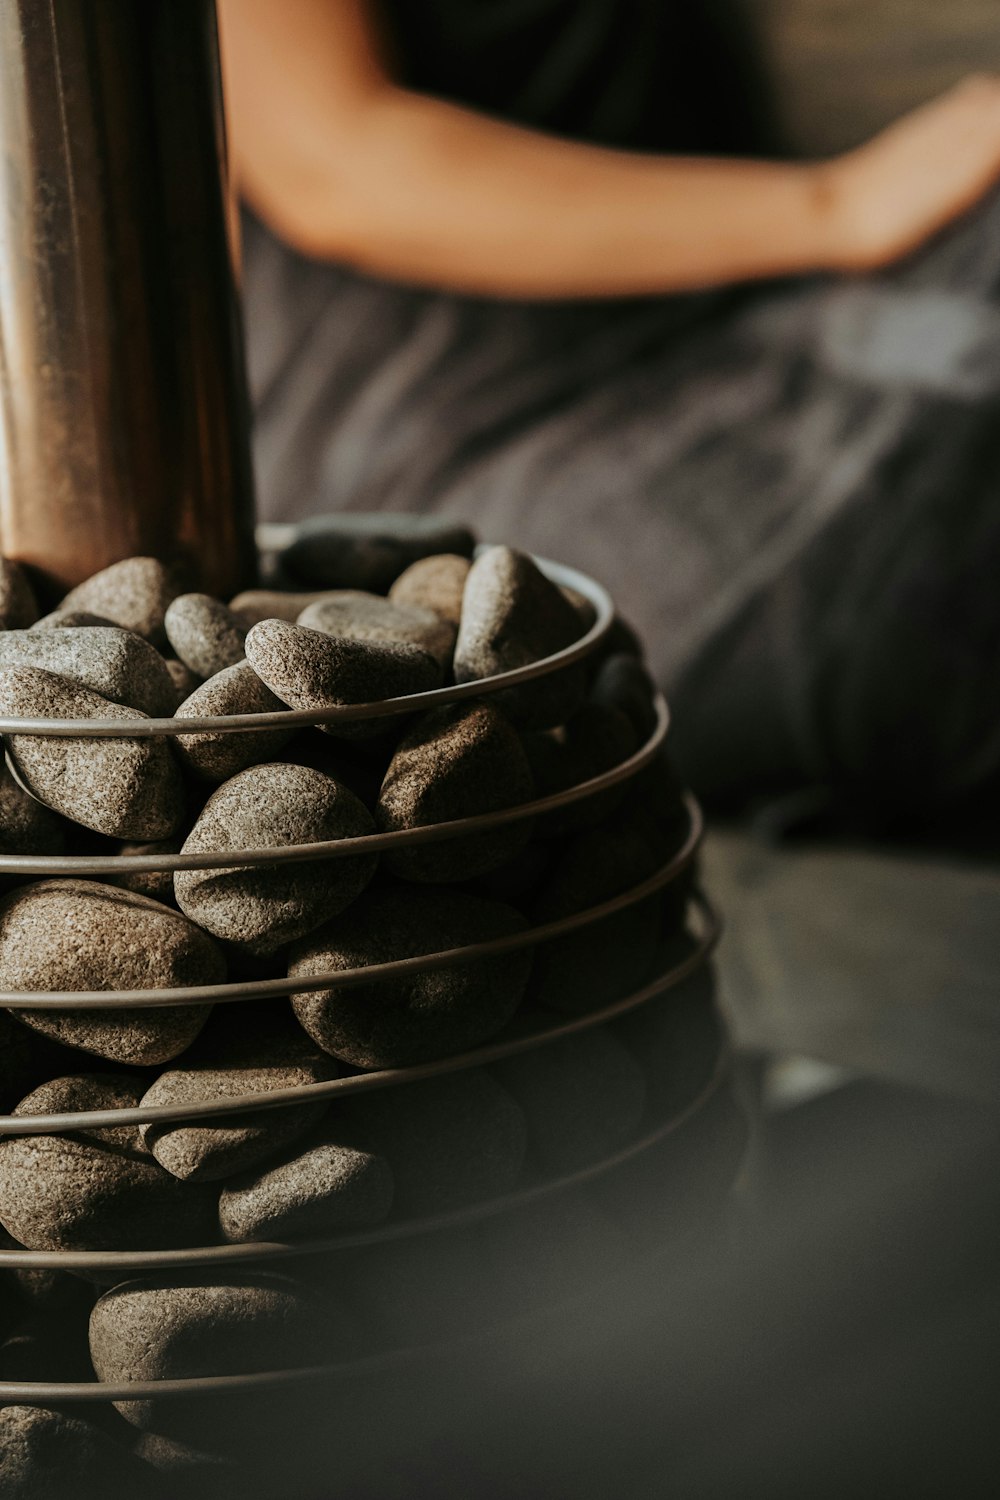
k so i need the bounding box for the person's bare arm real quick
[219,0,1000,297]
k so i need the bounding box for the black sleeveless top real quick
[378,0,777,155]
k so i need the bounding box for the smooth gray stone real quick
[164,593,248,679]
[228,588,335,627]
[163,655,201,706]
[453,546,586,729]
[174,762,377,955]
[343,1070,527,1215]
[492,1027,647,1173]
[388,553,471,626]
[140,1004,337,1182]
[30,608,115,630]
[89,1271,330,1437]
[174,660,296,782]
[59,556,180,646]
[245,618,441,741]
[0,760,67,857]
[0,668,184,840]
[0,558,38,631]
[297,589,456,668]
[0,879,221,1065]
[0,1406,166,1500]
[0,625,176,717]
[375,701,535,883]
[279,512,476,593]
[289,883,532,1068]
[0,1074,216,1252]
[218,1114,393,1241]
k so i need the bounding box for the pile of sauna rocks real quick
[0,521,701,1490]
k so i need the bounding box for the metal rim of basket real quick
[0,1017,730,1406]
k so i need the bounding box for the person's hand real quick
[819,74,1000,271]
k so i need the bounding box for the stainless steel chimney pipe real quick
[0,0,257,599]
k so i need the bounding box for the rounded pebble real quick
[59,557,180,646]
[0,1406,165,1500]
[289,883,531,1068]
[0,879,222,1065]
[228,589,335,627]
[109,836,182,905]
[0,625,177,717]
[0,760,67,858]
[453,546,586,728]
[343,1070,527,1215]
[218,1114,394,1241]
[0,1074,216,1251]
[140,1004,337,1182]
[521,700,637,834]
[30,608,116,630]
[278,513,476,593]
[163,656,202,705]
[388,552,471,626]
[0,558,39,631]
[590,652,659,739]
[164,593,248,679]
[375,701,535,882]
[245,618,442,741]
[89,1271,329,1432]
[174,762,377,955]
[174,660,296,782]
[297,589,456,668]
[0,668,184,839]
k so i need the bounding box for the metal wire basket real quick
[0,554,725,1408]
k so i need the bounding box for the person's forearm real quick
[237,85,837,298]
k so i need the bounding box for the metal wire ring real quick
[0,693,670,878]
[0,555,614,737]
[0,1036,729,1405]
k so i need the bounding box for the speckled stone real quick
[453,547,586,728]
[0,1074,217,1251]
[174,660,296,782]
[521,701,637,835]
[388,553,470,626]
[30,608,115,630]
[375,702,534,882]
[590,652,658,739]
[492,1028,646,1173]
[89,1272,329,1431]
[0,668,184,840]
[0,626,177,716]
[163,656,201,706]
[0,558,38,631]
[342,1070,526,1215]
[0,761,67,858]
[245,618,442,741]
[289,883,531,1068]
[279,513,476,593]
[297,590,456,668]
[174,763,377,955]
[0,880,222,1065]
[132,1432,240,1499]
[0,1406,166,1500]
[527,816,663,1014]
[218,1112,393,1241]
[110,836,182,904]
[227,589,334,627]
[164,594,247,679]
[59,557,180,646]
[140,1004,337,1182]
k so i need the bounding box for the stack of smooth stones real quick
[0,517,717,1497]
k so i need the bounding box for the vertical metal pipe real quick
[0,0,257,599]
